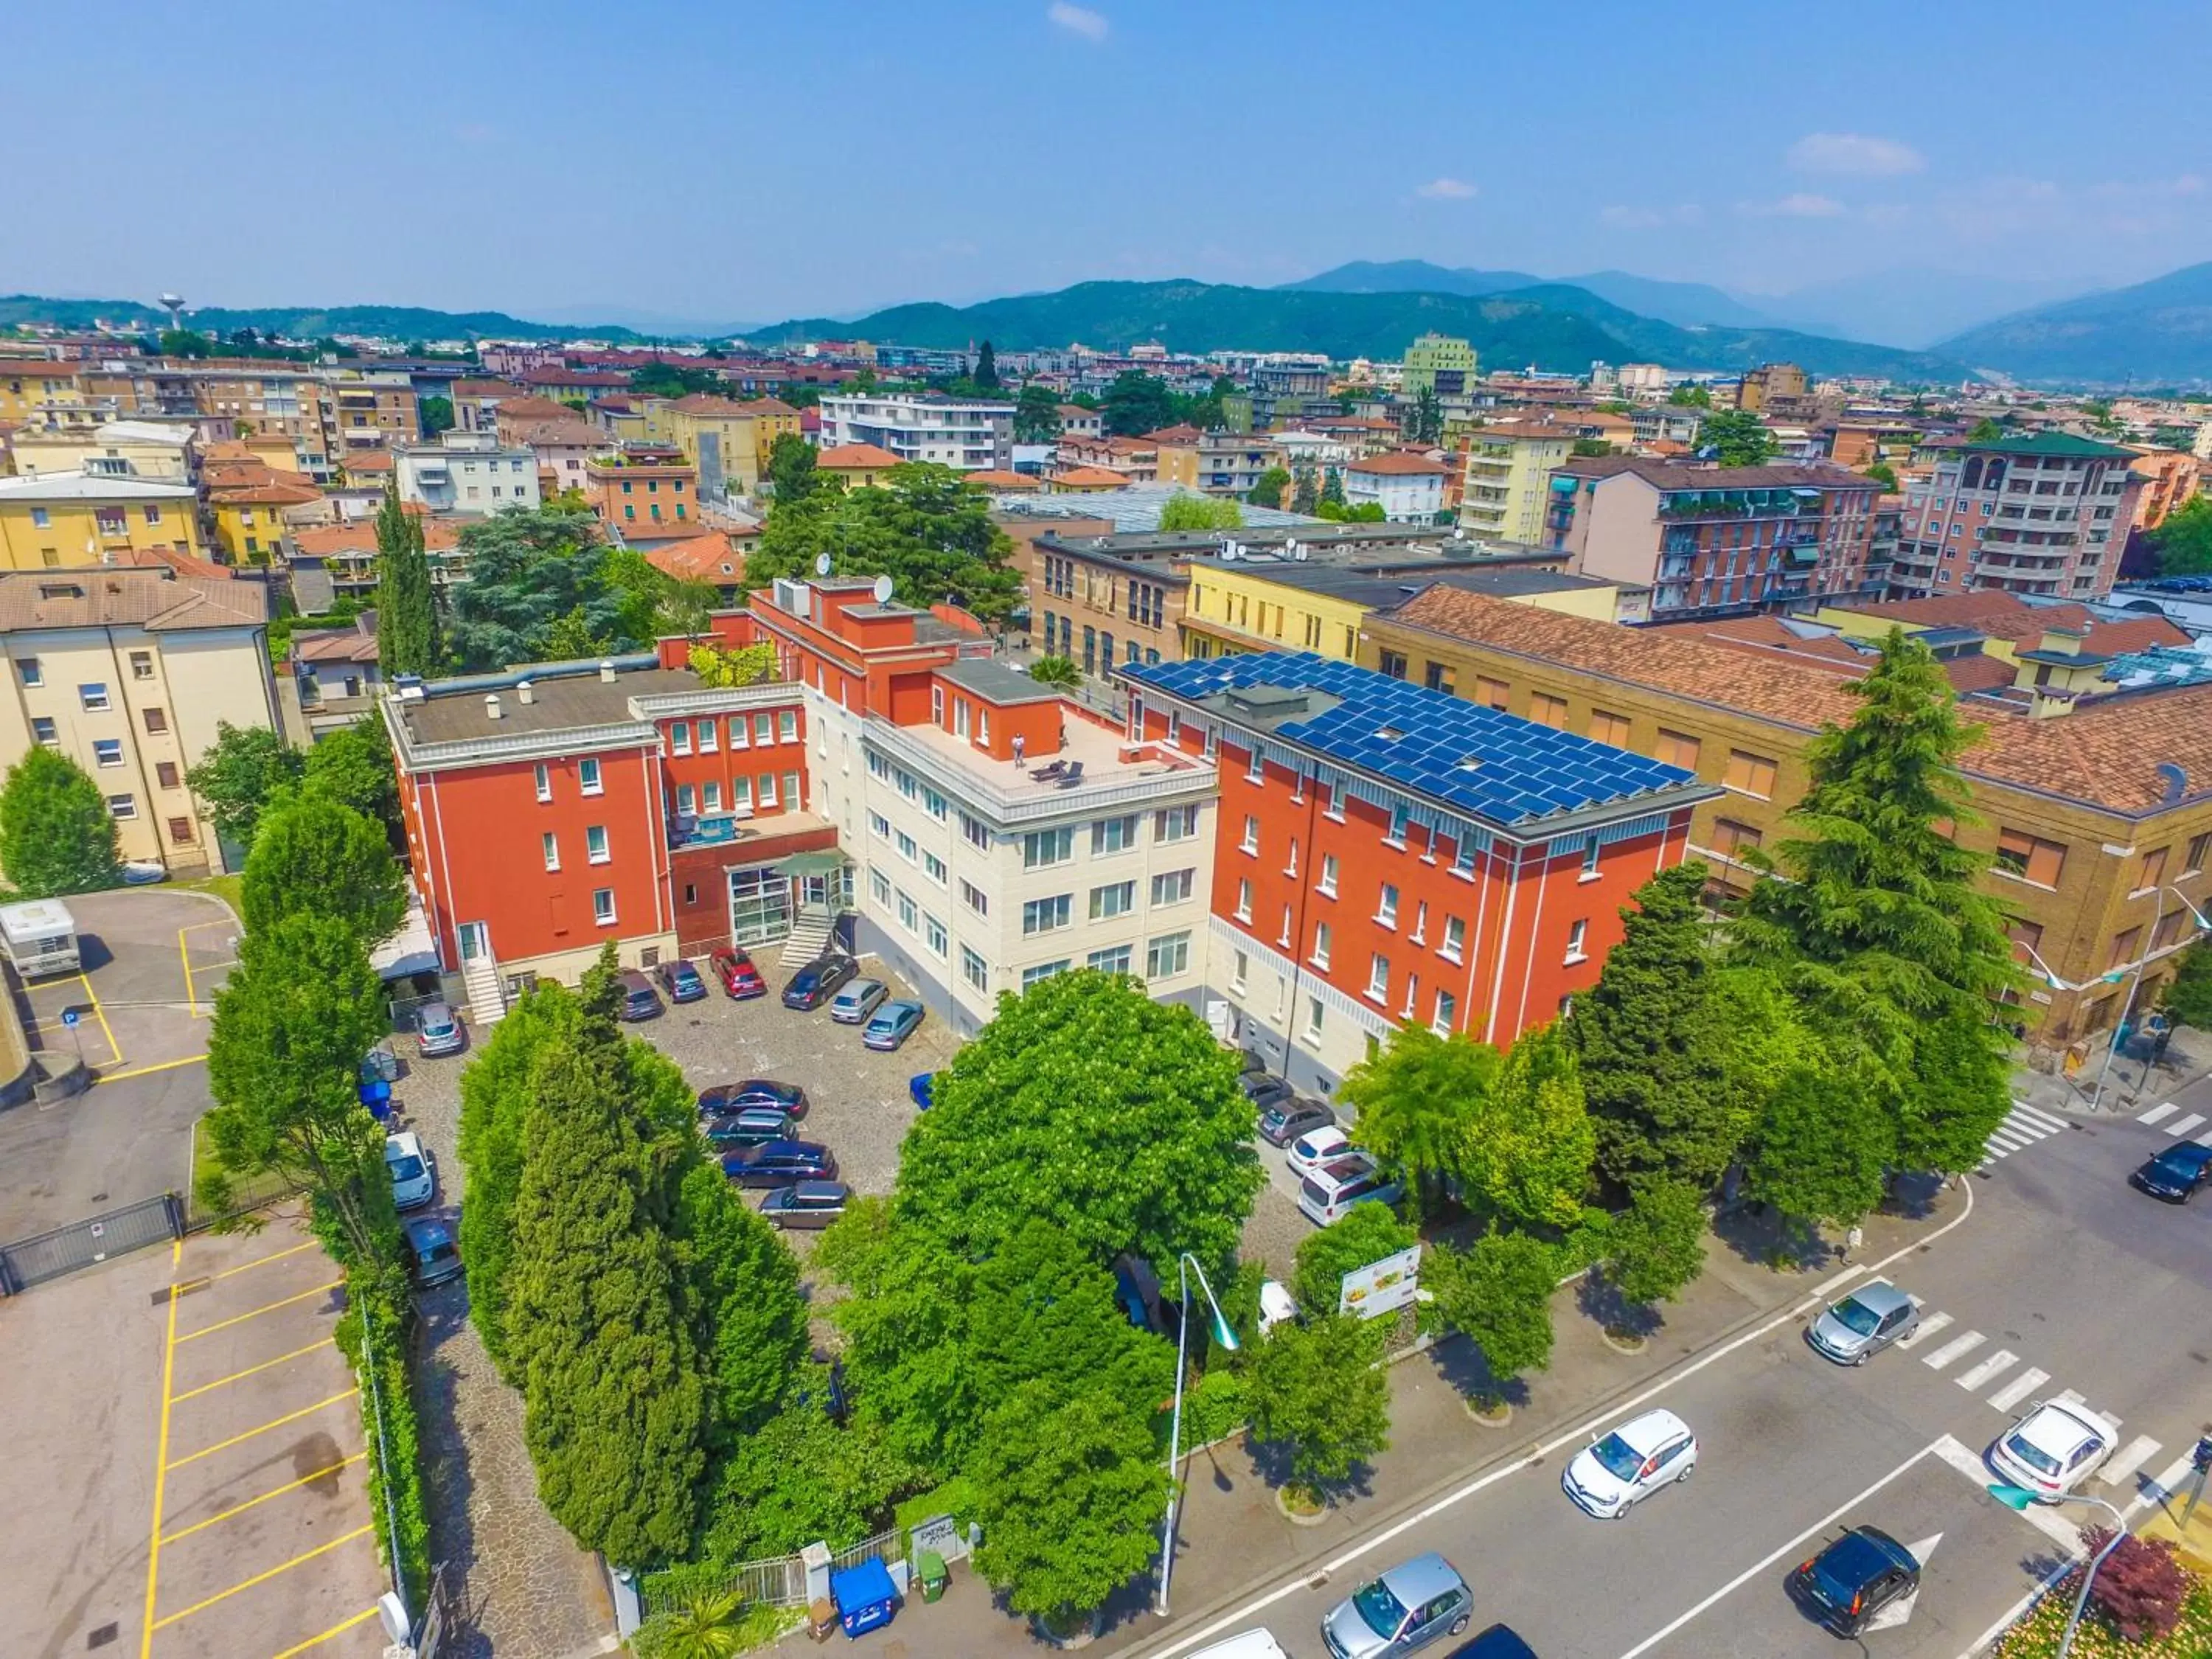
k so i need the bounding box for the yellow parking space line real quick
[270,1606,382,1659]
[211,1239,321,1281]
[99,1053,209,1083]
[170,1338,331,1402]
[180,926,196,1017]
[159,1452,366,1544]
[176,1279,343,1343]
[141,1280,183,1659]
[75,971,122,1069]
[166,1388,358,1470]
[150,1524,375,1630]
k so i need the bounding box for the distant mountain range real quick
[1936,262,2212,386]
[1284,260,1781,331]
[0,295,649,344]
[748,278,1969,380]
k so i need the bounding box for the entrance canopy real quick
[771,850,847,878]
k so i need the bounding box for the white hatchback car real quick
[1562,1408,1699,1518]
[1989,1399,2115,1500]
[1287,1124,1352,1175]
[385,1130,434,1212]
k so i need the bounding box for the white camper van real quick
[0,899,79,979]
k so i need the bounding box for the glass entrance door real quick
[728,866,793,947]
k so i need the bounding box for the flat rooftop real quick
[886,707,1208,805]
[397,664,698,745]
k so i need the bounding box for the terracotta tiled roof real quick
[490,395,571,425]
[1467,420,1579,442]
[815,442,903,470]
[1831,594,2190,655]
[293,625,380,664]
[451,378,519,397]
[110,546,235,582]
[1557,456,1875,491]
[0,568,267,632]
[292,515,462,555]
[207,473,323,507]
[1378,583,2212,815]
[664,393,756,417]
[964,469,1042,490]
[737,398,799,417]
[1143,424,1205,445]
[1049,465,1133,488]
[1351,451,1451,476]
[343,451,395,473]
[508,418,605,449]
[643,535,745,585]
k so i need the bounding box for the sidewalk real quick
[2138,1468,2212,1573]
[860,1181,1968,1658]
[2011,1023,2212,1121]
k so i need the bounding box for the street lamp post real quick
[2090,885,2211,1115]
[1988,1485,2129,1659]
[1155,1253,1237,1618]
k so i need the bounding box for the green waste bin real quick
[916,1549,948,1603]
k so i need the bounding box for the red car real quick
[710,945,768,1000]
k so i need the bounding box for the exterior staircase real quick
[778,905,837,967]
[461,952,509,1028]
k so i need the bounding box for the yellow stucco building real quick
[647,394,801,496]
[0,473,204,569]
[1458,420,1578,543]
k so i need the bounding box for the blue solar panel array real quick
[1124,652,1702,828]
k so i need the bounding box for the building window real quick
[779,710,798,742]
[1431,987,1458,1035]
[2154,908,2189,951]
[1376,882,1399,928]
[869,811,891,840]
[1091,813,1138,854]
[1022,894,1072,934]
[1656,729,1701,771]
[155,761,179,788]
[1453,835,1476,877]
[1239,814,1259,855]
[897,889,919,932]
[1994,827,2067,889]
[142,706,167,735]
[760,773,779,807]
[30,717,56,746]
[535,762,552,802]
[1722,749,1778,799]
[1152,868,1194,906]
[579,757,602,795]
[1021,960,1070,991]
[1474,675,1509,711]
[2137,846,2169,894]
[731,716,751,750]
[755,713,775,745]
[1089,881,1135,919]
[960,879,988,916]
[1147,931,1191,979]
[1155,804,1199,842]
[870,866,892,905]
[962,945,990,992]
[1379,650,1408,680]
[79,683,110,712]
[923,786,947,821]
[1318,853,1339,897]
[672,720,692,755]
[1565,918,1590,963]
[543,832,560,871]
[962,812,992,852]
[108,793,136,820]
[1589,709,1631,748]
[697,717,718,754]
[924,849,947,884]
[1366,953,1390,1001]
[1023,827,1074,868]
[1304,995,1325,1046]
[1387,803,1409,846]
[2109,925,2143,973]
[92,740,123,768]
[1580,834,1602,877]
[1230,949,1250,993]
[1711,819,1762,860]
[16,657,40,686]
[586,825,610,863]
[167,815,195,845]
[593,888,616,925]
[1234,877,1253,922]
[2186,832,2211,876]
[1423,662,1455,695]
[677,784,696,815]
[1311,920,1332,970]
[896,830,918,863]
[1441,914,1467,963]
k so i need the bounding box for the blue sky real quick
[4,0,2209,327]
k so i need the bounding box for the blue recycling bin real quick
[358,1075,394,1121]
[830,1559,899,1639]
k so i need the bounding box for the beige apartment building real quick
[0,570,283,874]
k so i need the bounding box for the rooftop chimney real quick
[484,693,503,721]
[516,680,535,706]
[599,658,617,683]
[2037,626,2086,658]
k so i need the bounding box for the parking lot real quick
[0,888,238,1239]
[0,1218,386,1659]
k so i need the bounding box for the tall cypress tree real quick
[375,485,439,678]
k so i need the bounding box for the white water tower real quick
[158,293,187,333]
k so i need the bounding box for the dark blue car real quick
[658,959,708,1004]
[722,1139,838,1187]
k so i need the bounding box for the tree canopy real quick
[2152,496,2212,578]
[240,790,407,944]
[1102,371,1178,437]
[302,717,401,842]
[0,748,119,897]
[375,487,439,678]
[1429,1231,1559,1387]
[1247,1314,1391,1502]
[444,507,633,670]
[185,721,304,851]
[744,462,1021,622]
[766,431,819,504]
[1696,408,1778,466]
[1012,383,1062,444]
[1156,493,1243,532]
[1247,465,1292,508]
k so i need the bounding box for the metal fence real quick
[0,1192,182,1295]
[830,1527,905,1576]
[640,1554,809,1618]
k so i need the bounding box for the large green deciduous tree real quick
[1470,1023,1596,1230]
[375,485,440,678]
[766,431,819,503]
[1605,1180,1708,1310]
[0,747,119,897]
[302,717,400,841]
[1695,408,1778,466]
[1339,1023,1497,1216]
[445,507,630,670]
[1290,1201,1419,1314]
[1247,466,1291,508]
[697,1367,914,1562]
[896,970,1263,1270]
[745,463,1021,622]
[1430,1231,1559,1389]
[184,720,304,851]
[2152,495,2212,578]
[672,1161,808,1444]
[240,790,406,944]
[2160,939,2212,1029]
[1012,384,1062,445]
[504,1037,707,1565]
[201,914,391,1259]
[1247,1314,1391,1503]
[1156,493,1242,532]
[1102,371,1177,437]
[1745,1062,1891,1227]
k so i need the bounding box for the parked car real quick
[2132,1141,2212,1203]
[414,1000,465,1058]
[759,1180,851,1230]
[698,1079,809,1119]
[1989,1399,2116,1500]
[1260,1096,1336,1148]
[657,958,708,1004]
[1561,1408,1698,1519]
[1289,1124,1353,1175]
[1321,1553,1472,1658]
[723,1139,838,1187]
[1298,1153,1404,1226]
[404,1217,463,1289]
[1790,1526,1922,1637]
[1192,1634,1293,1659]
[1806,1280,1921,1366]
[616,969,662,1021]
[700,1107,796,1148]
[783,953,859,1011]
[710,945,768,1000]
[384,1130,434,1211]
[1443,1629,1537,1659]
[863,999,925,1050]
[830,977,889,1025]
[1242,1074,1297,1113]
[1239,1048,1269,1077]
[909,1072,937,1110]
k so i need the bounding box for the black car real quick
[1259,1097,1335,1148]
[782,953,860,1011]
[658,958,708,1004]
[1446,1627,1540,1659]
[698,1079,810,1119]
[1241,1073,1296,1113]
[2132,1141,2212,1203]
[723,1139,838,1187]
[1239,1047,1267,1077]
[700,1107,796,1148]
[1791,1526,1921,1637]
[616,969,662,1022]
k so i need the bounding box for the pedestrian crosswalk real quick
[2134,1101,2212,1143]
[1980,1100,2072,1168]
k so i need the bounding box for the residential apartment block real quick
[1460,421,1577,543]
[816,392,1012,473]
[0,569,281,872]
[585,453,697,532]
[394,430,543,516]
[1402,334,1478,399]
[1120,652,1713,1094]
[1344,452,1450,522]
[1893,432,2141,602]
[0,473,204,569]
[647,394,799,498]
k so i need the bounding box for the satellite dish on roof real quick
[814,552,832,577]
[872,574,895,604]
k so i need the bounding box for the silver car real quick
[1321,1553,1471,1658]
[1807,1280,1919,1366]
[830,977,888,1024]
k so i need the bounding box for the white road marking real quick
[1979,1146,2012,1164]
[1984,1367,2050,1413]
[1922,1329,1987,1371]
[2163,1113,2206,1138]
[2096,1435,2163,1489]
[1906,1293,1926,1308]
[1930,1434,2080,1548]
[2010,1102,2073,1133]
[1613,1441,1946,1659]
[1891,1310,1952,1351]
[2139,1101,2178,1125]
[1953,1349,2020,1392]
[1985,1125,2037,1151]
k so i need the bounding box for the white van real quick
[0,899,79,979]
[1296,1152,1405,1227]
[1191,1632,1293,1659]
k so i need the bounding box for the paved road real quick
[1138,1095,2212,1659]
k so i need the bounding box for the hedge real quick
[335,1256,433,1614]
